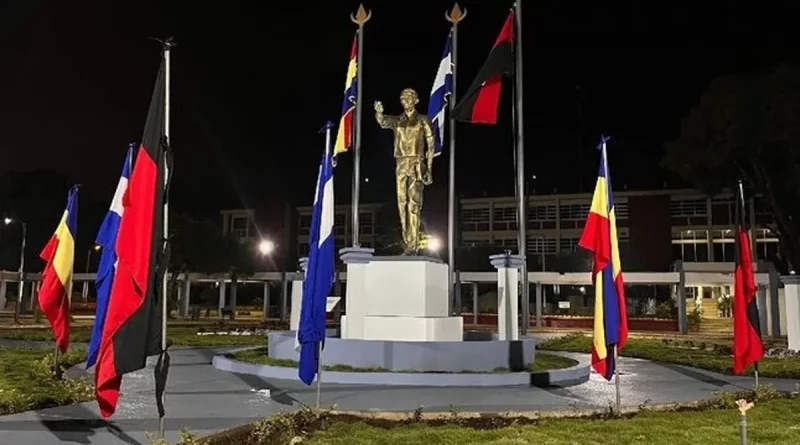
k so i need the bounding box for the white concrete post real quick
[339,247,374,339]
[217,279,226,319]
[490,253,524,340]
[262,281,271,321]
[290,257,308,331]
[182,274,191,318]
[782,275,800,352]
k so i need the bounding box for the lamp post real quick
[86,244,101,272]
[4,217,27,324]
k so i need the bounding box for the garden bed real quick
[539,333,800,379]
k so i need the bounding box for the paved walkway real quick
[0,343,796,444]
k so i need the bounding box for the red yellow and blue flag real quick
[578,136,628,380]
[39,185,79,353]
[333,34,358,157]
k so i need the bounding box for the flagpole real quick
[614,345,621,413]
[445,4,466,317]
[158,37,173,440]
[513,1,530,335]
[315,121,334,410]
[350,4,371,248]
[754,361,759,388]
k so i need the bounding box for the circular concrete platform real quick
[212,348,590,387]
[269,331,536,373]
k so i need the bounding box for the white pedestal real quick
[783,276,800,352]
[362,316,463,341]
[364,260,449,317]
[491,253,524,341]
[341,253,463,342]
[340,248,374,340]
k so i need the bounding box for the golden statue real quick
[374,88,435,255]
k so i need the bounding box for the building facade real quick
[293,188,779,270]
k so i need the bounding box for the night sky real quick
[1,0,799,223]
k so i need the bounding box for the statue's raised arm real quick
[374,101,399,129]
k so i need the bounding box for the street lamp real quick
[86,244,101,272]
[4,218,27,323]
[258,239,275,256]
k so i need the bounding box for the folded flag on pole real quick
[578,136,628,380]
[95,58,168,418]
[452,10,514,124]
[732,181,764,374]
[87,146,133,369]
[333,35,358,157]
[39,185,79,354]
[427,32,453,156]
[297,121,336,386]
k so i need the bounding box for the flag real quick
[732,182,764,374]
[452,10,514,124]
[427,32,453,156]
[87,146,132,369]
[333,35,358,156]
[578,136,628,380]
[95,58,168,418]
[297,122,336,385]
[39,185,79,354]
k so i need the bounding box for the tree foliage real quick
[168,213,256,276]
[663,64,800,271]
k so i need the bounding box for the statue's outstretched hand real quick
[374,101,384,113]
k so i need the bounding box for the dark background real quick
[1,0,799,270]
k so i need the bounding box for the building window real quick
[670,198,706,217]
[462,207,490,222]
[614,202,628,219]
[560,237,580,252]
[528,205,556,222]
[299,214,312,230]
[298,242,310,257]
[528,236,557,254]
[559,203,590,221]
[462,207,490,232]
[493,207,516,222]
[231,217,248,239]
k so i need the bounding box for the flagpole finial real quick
[150,36,177,52]
[597,135,611,150]
[446,3,467,24]
[320,121,335,133]
[351,4,372,26]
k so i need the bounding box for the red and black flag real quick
[732,182,764,375]
[95,54,171,418]
[451,10,515,124]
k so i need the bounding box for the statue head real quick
[399,88,419,112]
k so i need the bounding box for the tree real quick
[167,213,256,317]
[663,64,800,272]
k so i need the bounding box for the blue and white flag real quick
[87,145,132,368]
[427,33,453,156]
[297,122,336,385]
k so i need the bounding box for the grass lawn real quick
[305,397,800,445]
[0,326,267,348]
[229,348,578,373]
[539,333,800,379]
[0,347,93,415]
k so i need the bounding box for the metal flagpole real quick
[316,121,333,409]
[159,37,173,439]
[514,1,530,335]
[350,4,371,248]
[446,3,466,317]
[316,342,323,409]
[614,345,621,413]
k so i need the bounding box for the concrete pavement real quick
[0,343,796,444]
